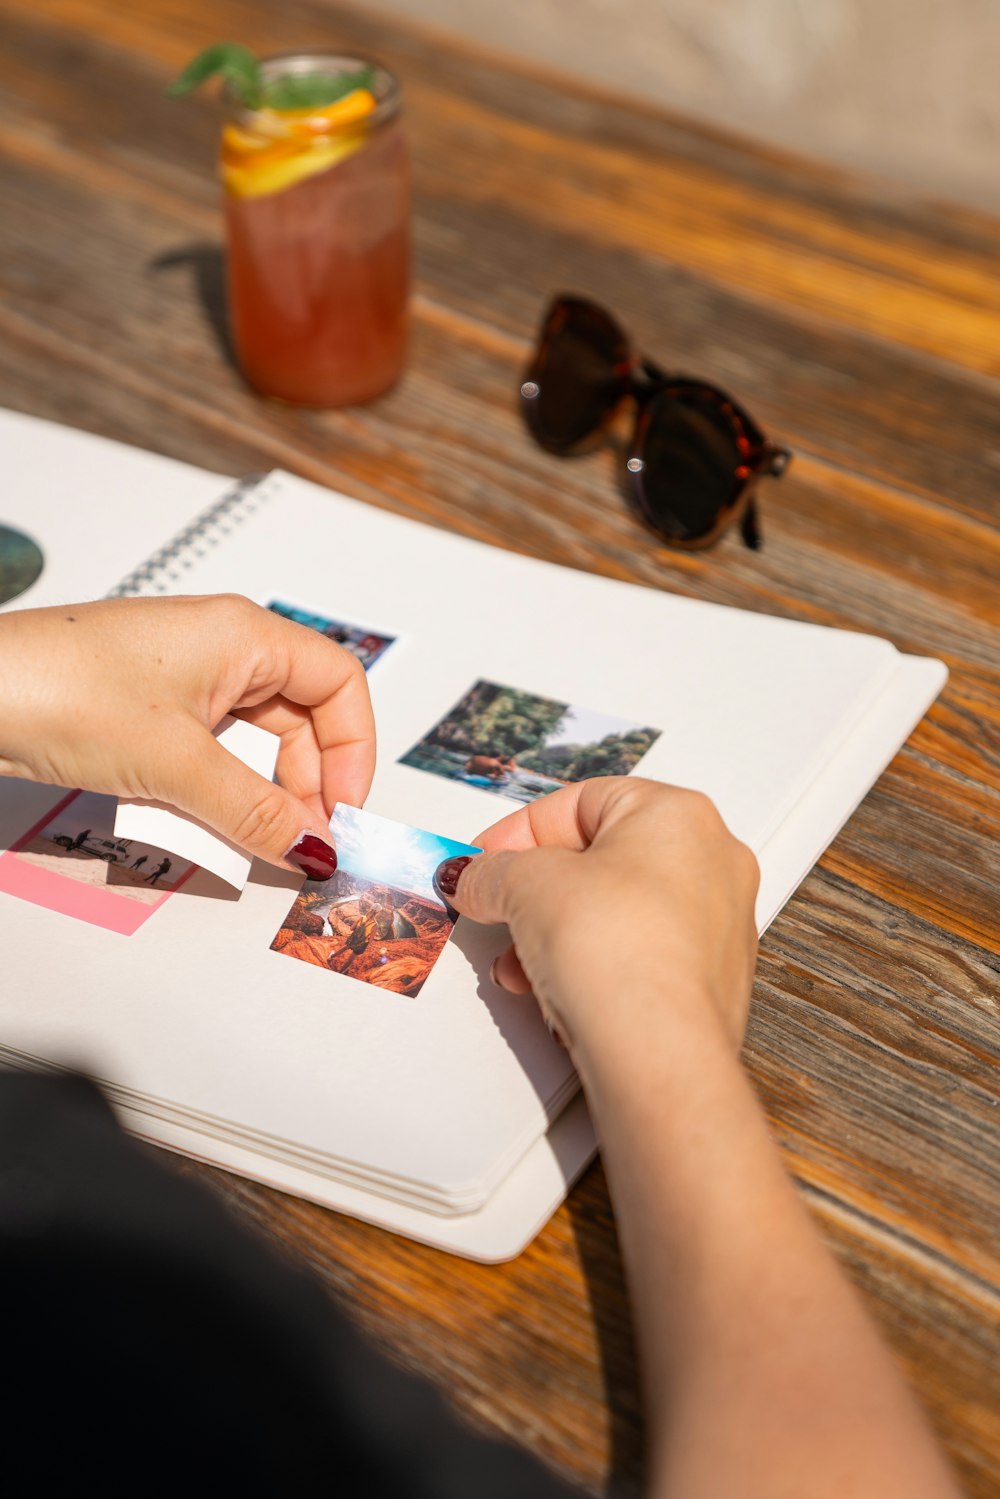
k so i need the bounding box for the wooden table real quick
[2,0,998,1491]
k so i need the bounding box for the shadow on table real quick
[149,243,235,368]
[566,1161,645,1496]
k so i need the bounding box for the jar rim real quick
[223,52,402,133]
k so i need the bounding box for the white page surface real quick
[0,652,945,1257]
[124,471,901,853]
[0,409,230,611]
[0,466,920,1210]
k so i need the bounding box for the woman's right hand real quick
[448,777,760,1065]
[452,781,964,1499]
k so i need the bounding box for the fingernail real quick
[284,831,337,881]
[433,855,473,901]
[546,1016,566,1048]
[488,957,502,988]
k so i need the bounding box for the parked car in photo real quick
[52,833,132,863]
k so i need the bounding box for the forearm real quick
[0,605,111,785]
[0,608,58,775]
[574,995,962,1499]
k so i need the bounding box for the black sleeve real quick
[0,1071,580,1498]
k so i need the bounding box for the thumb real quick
[444,846,569,927]
[441,849,521,925]
[167,731,338,878]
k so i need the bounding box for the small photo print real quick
[399,680,662,805]
[0,789,197,936]
[270,805,479,998]
[266,599,395,672]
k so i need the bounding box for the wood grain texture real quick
[1,0,998,1493]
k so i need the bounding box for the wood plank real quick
[0,141,997,641]
[3,3,1000,531]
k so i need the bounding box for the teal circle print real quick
[0,524,44,605]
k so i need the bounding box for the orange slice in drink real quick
[221,87,377,199]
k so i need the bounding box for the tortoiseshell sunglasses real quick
[520,296,791,550]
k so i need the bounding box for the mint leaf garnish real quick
[260,66,376,111]
[166,43,263,108]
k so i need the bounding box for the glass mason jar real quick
[221,54,409,407]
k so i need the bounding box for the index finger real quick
[233,607,377,810]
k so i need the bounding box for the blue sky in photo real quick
[330,805,479,903]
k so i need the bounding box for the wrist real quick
[563,970,738,1100]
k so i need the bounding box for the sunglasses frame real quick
[520,295,791,551]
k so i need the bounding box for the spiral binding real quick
[106,473,274,598]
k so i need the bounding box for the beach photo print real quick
[399,680,662,805]
[266,599,396,672]
[0,789,197,936]
[270,805,479,998]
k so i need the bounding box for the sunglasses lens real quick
[527,301,627,450]
[634,390,743,542]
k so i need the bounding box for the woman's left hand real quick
[0,595,375,871]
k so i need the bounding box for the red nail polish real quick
[433,855,473,902]
[285,832,337,881]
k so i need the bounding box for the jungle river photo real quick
[400,680,661,804]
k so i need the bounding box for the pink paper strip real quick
[0,789,196,936]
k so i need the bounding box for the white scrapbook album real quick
[0,411,946,1259]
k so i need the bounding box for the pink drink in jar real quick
[222,55,409,407]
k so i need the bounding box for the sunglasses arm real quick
[739,498,762,551]
[740,447,790,551]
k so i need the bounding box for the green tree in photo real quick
[522,727,660,780]
[427,682,568,758]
